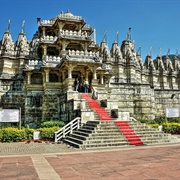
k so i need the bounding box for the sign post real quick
[19,107,21,130]
[0,109,20,128]
[165,107,180,118]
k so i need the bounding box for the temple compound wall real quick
[0,10,180,126]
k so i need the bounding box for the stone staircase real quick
[61,93,180,149]
[63,121,129,149]
[63,120,180,149]
[128,121,180,145]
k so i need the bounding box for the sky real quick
[0,0,180,61]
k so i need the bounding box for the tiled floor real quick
[45,144,180,180]
[0,143,180,180]
[0,156,39,180]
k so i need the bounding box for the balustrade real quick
[28,60,42,66]
[58,14,82,20]
[60,29,88,38]
[41,20,54,25]
[45,55,61,62]
[40,36,57,42]
[68,49,97,57]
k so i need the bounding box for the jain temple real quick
[0,10,180,128]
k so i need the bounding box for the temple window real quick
[49,73,58,82]
[47,47,59,56]
[26,95,42,107]
[31,73,43,84]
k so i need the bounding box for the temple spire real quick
[176,49,179,56]
[167,48,170,56]
[115,31,119,44]
[21,20,25,33]
[159,48,162,58]
[127,27,132,40]
[150,46,152,57]
[103,30,107,42]
[137,46,141,56]
[7,19,11,31]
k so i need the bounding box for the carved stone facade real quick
[0,10,180,125]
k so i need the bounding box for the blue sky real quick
[0,0,180,61]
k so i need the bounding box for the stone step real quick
[94,129,120,133]
[81,125,97,130]
[83,139,128,145]
[81,142,129,149]
[63,139,81,148]
[87,136,126,140]
[90,132,123,137]
[143,139,171,145]
[78,128,94,133]
[71,133,87,140]
[65,136,84,144]
[74,130,91,137]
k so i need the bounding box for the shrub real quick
[1,128,27,142]
[38,126,60,140]
[0,127,35,142]
[146,124,159,129]
[162,122,180,134]
[153,116,166,125]
[40,121,65,128]
[0,130,2,141]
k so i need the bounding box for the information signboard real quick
[0,109,20,122]
[165,108,180,118]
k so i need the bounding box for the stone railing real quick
[58,14,82,20]
[25,60,42,69]
[45,55,61,62]
[68,50,98,57]
[59,29,89,38]
[41,20,54,25]
[40,36,57,42]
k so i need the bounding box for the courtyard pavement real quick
[0,141,180,180]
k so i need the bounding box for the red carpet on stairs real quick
[81,94,112,120]
[115,121,144,146]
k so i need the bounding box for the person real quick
[74,78,79,91]
[84,79,89,93]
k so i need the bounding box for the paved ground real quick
[0,141,180,180]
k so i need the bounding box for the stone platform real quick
[0,141,180,179]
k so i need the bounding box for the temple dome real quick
[64,10,74,17]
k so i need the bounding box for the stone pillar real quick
[62,43,66,51]
[27,72,31,84]
[42,72,45,84]
[61,42,68,56]
[42,45,47,60]
[44,69,50,82]
[100,73,104,84]
[62,71,65,81]
[84,43,88,55]
[58,22,63,33]
[93,67,97,80]
[68,65,72,78]
[42,27,45,37]
[85,71,89,81]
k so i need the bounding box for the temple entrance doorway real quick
[72,71,93,93]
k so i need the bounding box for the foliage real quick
[38,126,60,140]
[146,124,159,129]
[162,122,180,134]
[0,126,61,142]
[166,117,180,123]
[153,116,166,125]
[0,127,29,142]
[40,120,65,128]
